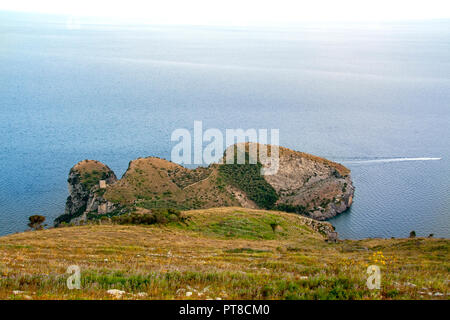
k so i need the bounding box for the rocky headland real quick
[55,143,354,233]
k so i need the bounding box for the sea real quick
[1,11,449,238]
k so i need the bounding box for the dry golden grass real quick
[73,160,111,176]
[0,208,448,300]
[104,158,238,209]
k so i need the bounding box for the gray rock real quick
[326,231,339,243]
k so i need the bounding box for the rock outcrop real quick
[55,160,118,225]
[262,145,354,220]
[225,143,355,220]
[295,214,337,237]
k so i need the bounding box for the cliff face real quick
[260,145,354,220]
[55,144,354,225]
[55,160,118,225]
[223,143,354,220]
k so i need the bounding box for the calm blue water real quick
[1,12,449,238]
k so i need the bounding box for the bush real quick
[54,203,86,226]
[111,208,184,226]
[28,215,46,230]
[274,203,307,215]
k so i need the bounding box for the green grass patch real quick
[181,211,289,240]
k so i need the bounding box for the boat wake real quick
[342,157,442,164]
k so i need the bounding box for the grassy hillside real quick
[0,208,448,300]
[103,158,239,210]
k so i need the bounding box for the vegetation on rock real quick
[218,150,279,209]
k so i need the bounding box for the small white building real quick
[98,203,108,214]
[99,180,107,189]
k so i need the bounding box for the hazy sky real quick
[1,0,450,26]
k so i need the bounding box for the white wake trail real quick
[342,157,442,164]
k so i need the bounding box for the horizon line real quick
[2,9,450,28]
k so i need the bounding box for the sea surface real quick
[1,12,449,238]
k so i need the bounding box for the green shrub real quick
[54,203,86,226]
[218,150,279,209]
[28,215,46,230]
[111,208,185,226]
[274,203,307,215]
